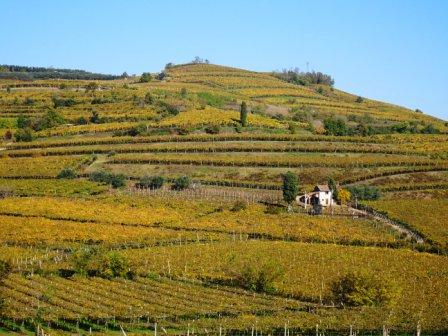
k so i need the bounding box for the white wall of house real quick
[317,190,333,207]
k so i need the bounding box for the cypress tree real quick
[282,171,299,211]
[328,177,338,201]
[240,101,248,127]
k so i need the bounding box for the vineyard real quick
[0,62,447,335]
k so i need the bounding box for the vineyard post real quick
[154,322,157,336]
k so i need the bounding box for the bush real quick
[75,116,88,125]
[17,115,31,129]
[136,176,165,190]
[0,260,12,281]
[14,128,33,142]
[85,82,99,92]
[52,97,76,108]
[356,96,364,103]
[205,125,220,134]
[89,170,126,188]
[89,110,102,124]
[172,176,191,190]
[109,174,126,188]
[264,204,283,215]
[0,187,14,199]
[126,123,147,136]
[231,200,247,212]
[57,167,77,179]
[324,117,348,136]
[140,72,152,83]
[144,92,154,104]
[33,110,65,131]
[331,271,398,307]
[229,258,284,294]
[420,124,440,134]
[70,248,134,279]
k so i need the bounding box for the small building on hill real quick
[296,184,334,209]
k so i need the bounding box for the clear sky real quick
[1,0,447,120]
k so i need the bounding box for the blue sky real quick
[1,0,447,120]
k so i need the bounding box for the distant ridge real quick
[0,64,122,80]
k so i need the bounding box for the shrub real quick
[3,130,12,140]
[89,110,102,124]
[75,116,88,125]
[33,110,65,131]
[231,200,247,212]
[126,123,147,136]
[17,115,31,129]
[330,271,399,307]
[0,260,12,282]
[420,124,440,134]
[140,72,152,83]
[52,97,76,108]
[136,176,164,190]
[70,248,134,279]
[14,128,33,142]
[264,204,283,215]
[109,174,126,188]
[24,97,35,105]
[205,125,220,134]
[144,92,154,104]
[89,170,126,188]
[172,176,191,190]
[356,96,364,103]
[0,187,14,199]
[85,82,99,92]
[324,117,348,136]
[57,167,77,179]
[229,258,284,294]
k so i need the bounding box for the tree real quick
[282,171,299,211]
[338,188,351,205]
[240,101,248,127]
[328,177,338,201]
[140,72,152,83]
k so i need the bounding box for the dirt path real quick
[349,207,425,243]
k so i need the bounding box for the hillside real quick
[0,63,447,335]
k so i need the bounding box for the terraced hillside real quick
[0,63,447,335]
